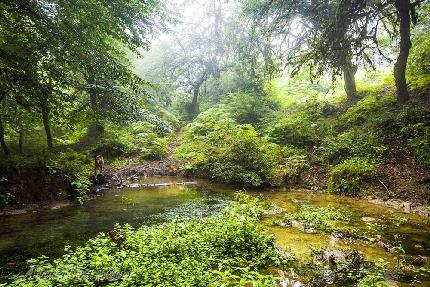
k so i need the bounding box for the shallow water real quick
[0,178,429,285]
[0,177,233,279]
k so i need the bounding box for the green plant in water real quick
[0,192,15,205]
[71,176,91,204]
[281,205,350,233]
[356,259,389,287]
[4,194,292,286]
[328,157,377,196]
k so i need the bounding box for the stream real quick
[0,177,429,285]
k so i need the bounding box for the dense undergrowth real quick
[2,194,291,286]
[176,74,430,194]
[3,194,398,287]
[0,117,174,204]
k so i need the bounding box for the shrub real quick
[410,129,430,166]
[327,157,377,195]
[176,108,290,186]
[47,149,93,201]
[92,138,129,159]
[341,95,397,130]
[274,146,309,184]
[282,205,350,233]
[223,91,279,126]
[5,196,290,286]
[267,112,319,148]
[320,128,387,165]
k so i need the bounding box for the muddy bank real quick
[0,166,72,204]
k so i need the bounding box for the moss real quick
[327,157,377,195]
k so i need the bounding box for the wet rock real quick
[329,230,365,242]
[361,216,376,222]
[403,201,412,213]
[263,206,284,215]
[303,226,316,233]
[275,270,302,287]
[412,255,427,266]
[127,183,141,188]
[376,241,393,253]
[276,246,294,260]
[318,249,364,268]
[385,199,404,210]
[50,202,71,210]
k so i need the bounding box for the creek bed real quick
[0,177,429,286]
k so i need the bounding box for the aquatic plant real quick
[281,205,350,233]
[4,194,291,286]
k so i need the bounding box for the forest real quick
[1,0,430,286]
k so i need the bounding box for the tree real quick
[0,0,166,149]
[144,0,226,119]
[241,0,429,104]
[241,0,368,101]
[393,0,427,104]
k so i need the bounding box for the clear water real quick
[1,178,429,285]
[0,177,233,279]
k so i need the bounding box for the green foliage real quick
[320,128,387,165]
[328,157,377,195]
[71,176,92,205]
[0,192,15,205]
[282,205,350,233]
[223,91,279,126]
[47,149,92,201]
[341,96,397,129]
[356,259,389,287]
[410,127,430,166]
[5,196,290,286]
[92,139,129,159]
[176,109,304,186]
[267,112,319,148]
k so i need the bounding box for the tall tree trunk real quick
[0,117,9,158]
[41,105,53,150]
[394,0,411,105]
[18,122,24,154]
[342,61,358,102]
[0,92,9,158]
[189,88,199,117]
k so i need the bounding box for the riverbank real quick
[2,186,430,286]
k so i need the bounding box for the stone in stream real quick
[361,216,376,222]
[317,249,364,268]
[329,230,365,242]
[263,206,284,215]
[403,201,412,213]
[412,255,428,266]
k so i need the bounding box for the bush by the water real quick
[175,109,308,186]
[327,157,377,195]
[4,194,291,286]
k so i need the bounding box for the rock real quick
[385,199,403,210]
[376,241,393,253]
[403,201,412,213]
[330,230,365,243]
[303,226,316,233]
[368,198,385,205]
[412,255,427,266]
[361,216,376,222]
[50,202,71,210]
[263,206,285,215]
[276,246,294,260]
[0,209,27,216]
[386,280,399,287]
[127,183,142,188]
[319,249,364,268]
